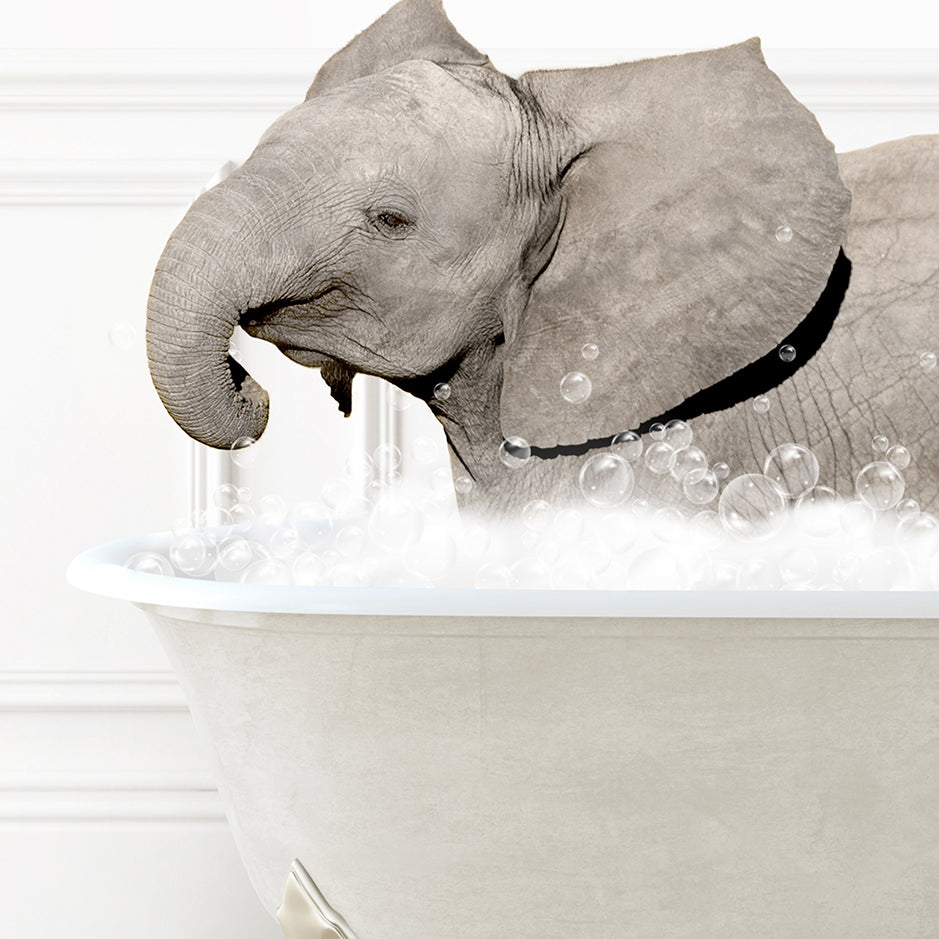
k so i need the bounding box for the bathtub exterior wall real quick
[145,605,939,939]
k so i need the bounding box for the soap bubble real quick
[430,467,453,497]
[368,496,423,550]
[230,436,257,468]
[124,551,173,576]
[335,525,366,557]
[522,499,552,531]
[229,503,256,525]
[628,548,686,589]
[258,493,287,525]
[896,512,939,554]
[454,475,474,494]
[855,461,905,511]
[217,537,253,572]
[410,436,439,465]
[108,322,137,350]
[775,225,793,243]
[842,549,913,590]
[241,559,291,585]
[322,478,358,515]
[840,500,876,537]
[213,483,240,512]
[553,507,585,541]
[344,450,373,481]
[169,532,213,574]
[475,562,513,589]
[581,343,599,361]
[560,371,592,404]
[896,499,920,521]
[683,467,720,505]
[433,382,451,401]
[718,474,787,540]
[795,486,843,537]
[737,557,782,590]
[920,352,937,371]
[712,462,730,480]
[644,441,677,475]
[610,431,642,462]
[330,563,369,588]
[649,423,666,440]
[499,436,531,468]
[886,445,911,469]
[779,548,818,586]
[511,557,551,589]
[671,446,707,482]
[763,444,820,498]
[373,443,402,475]
[407,527,458,579]
[292,551,326,586]
[753,396,771,414]
[578,452,634,507]
[778,344,797,363]
[872,434,889,453]
[663,419,693,451]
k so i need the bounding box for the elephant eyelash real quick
[365,208,415,237]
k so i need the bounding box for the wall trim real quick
[0,670,186,711]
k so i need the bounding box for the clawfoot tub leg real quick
[276,860,360,939]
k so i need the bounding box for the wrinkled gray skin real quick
[147,0,939,516]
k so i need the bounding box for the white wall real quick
[2,0,938,936]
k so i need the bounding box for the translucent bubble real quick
[778,344,796,363]
[610,431,642,463]
[718,474,787,540]
[172,510,209,535]
[872,435,889,453]
[651,506,685,539]
[627,548,686,590]
[649,423,666,440]
[475,562,513,589]
[688,509,723,548]
[230,436,257,468]
[886,444,911,470]
[430,466,453,496]
[499,436,531,468]
[169,532,211,574]
[213,483,240,512]
[683,467,720,505]
[292,551,326,586]
[328,563,368,588]
[581,343,599,361]
[661,419,692,451]
[216,537,253,572]
[671,446,707,482]
[124,551,174,576]
[844,549,914,590]
[344,450,373,481]
[108,322,137,350]
[410,436,440,465]
[896,499,920,521]
[753,396,771,414]
[229,503,256,525]
[553,508,585,541]
[368,496,423,550]
[390,386,412,410]
[896,512,939,555]
[775,225,793,243]
[920,352,937,371]
[779,547,818,586]
[322,478,358,515]
[855,461,905,510]
[373,443,402,475]
[560,371,592,404]
[578,453,634,507]
[763,444,820,498]
[270,526,301,560]
[737,557,782,590]
[522,499,552,531]
[258,493,287,526]
[335,525,366,557]
[840,500,876,537]
[433,382,451,401]
[795,486,843,537]
[241,559,291,585]
[454,475,474,495]
[511,557,551,589]
[712,461,730,480]
[644,441,677,475]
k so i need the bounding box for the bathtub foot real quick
[277,860,360,939]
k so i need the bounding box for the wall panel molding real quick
[0,670,185,711]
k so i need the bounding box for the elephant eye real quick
[366,208,414,238]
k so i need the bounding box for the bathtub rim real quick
[67,530,939,620]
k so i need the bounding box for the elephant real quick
[146,0,939,519]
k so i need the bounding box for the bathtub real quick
[69,530,939,938]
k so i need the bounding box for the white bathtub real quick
[69,531,939,938]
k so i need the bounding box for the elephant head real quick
[147,0,851,511]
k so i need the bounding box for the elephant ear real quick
[501,40,851,449]
[307,0,490,98]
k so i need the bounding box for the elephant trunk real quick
[146,184,272,450]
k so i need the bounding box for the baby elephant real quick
[146,0,939,516]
